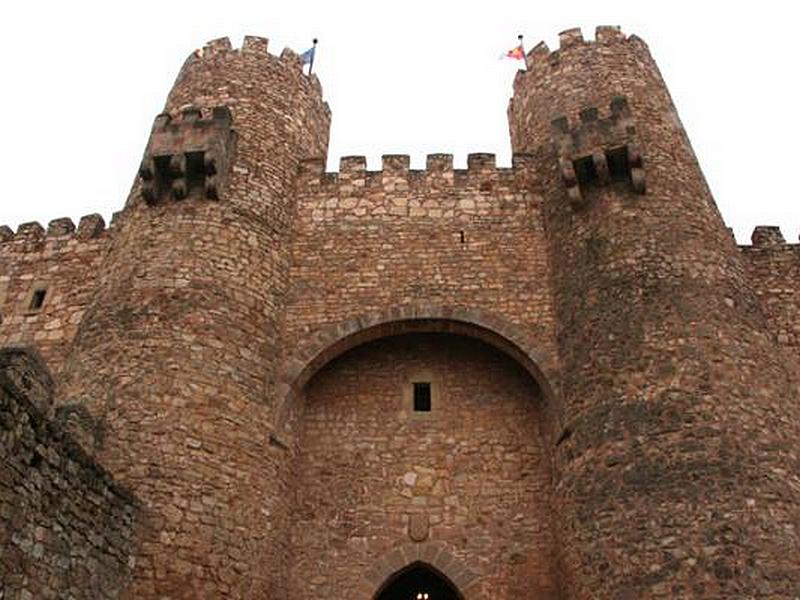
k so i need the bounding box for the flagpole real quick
[309,38,318,74]
[518,34,525,69]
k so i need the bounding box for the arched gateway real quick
[362,543,480,599]
[282,308,563,598]
[375,562,464,600]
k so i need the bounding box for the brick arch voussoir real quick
[274,304,560,434]
[364,541,485,600]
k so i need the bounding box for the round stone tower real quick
[509,27,800,598]
[60,36,330,597]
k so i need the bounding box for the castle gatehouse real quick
[1,27,799,599]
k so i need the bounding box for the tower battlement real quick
[522,25,641,73]
[178,35,328,112]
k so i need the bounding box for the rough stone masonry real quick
[0,26,798,599]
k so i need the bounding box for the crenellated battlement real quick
[740,225,800,261]
[296,153,538,223]
[180,35,326,104]
[748,225,796,247]
[521,25,644,74]
[300,153,535,187]
[507,24,656,198]
[0,213,111,253]
[167,34,332,195]
[550,95,634,134]
[740,225,800,254]
[0,213,114,374]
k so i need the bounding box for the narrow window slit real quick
[413,382,432,412]
[30,289,47,310]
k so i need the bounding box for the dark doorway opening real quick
[375,563,462,600]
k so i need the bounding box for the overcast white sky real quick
[0,1,797,243]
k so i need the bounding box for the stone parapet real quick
[296,153,537,223]
[0,213,110,250]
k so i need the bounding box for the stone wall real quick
[0,347,137,599]
[0,27,797,600]
[0,216,111,381]
[289,333,560,599]
[53,37,333,597]
[279,152,558,421]
[740,227,800,375]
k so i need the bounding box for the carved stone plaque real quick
[408,514,429,543]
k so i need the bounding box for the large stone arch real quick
[356,542,485,600]
[272,304,560,435]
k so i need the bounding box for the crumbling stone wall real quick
[0,347,137,599]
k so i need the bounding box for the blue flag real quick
[300,46,315,65]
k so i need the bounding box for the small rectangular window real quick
[30,289,47,310]
[413,382,432,412]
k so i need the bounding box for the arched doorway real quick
[375,562,463,600]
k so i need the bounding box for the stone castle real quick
[1,25,798,599]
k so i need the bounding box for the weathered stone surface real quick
[0,348,137,599]
[290,334,558,598]
[0,27,798,600]
[408,514,430,543]
[511,25,800,600]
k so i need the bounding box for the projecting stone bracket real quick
[552,96,646,209]
[138,105,237,205]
